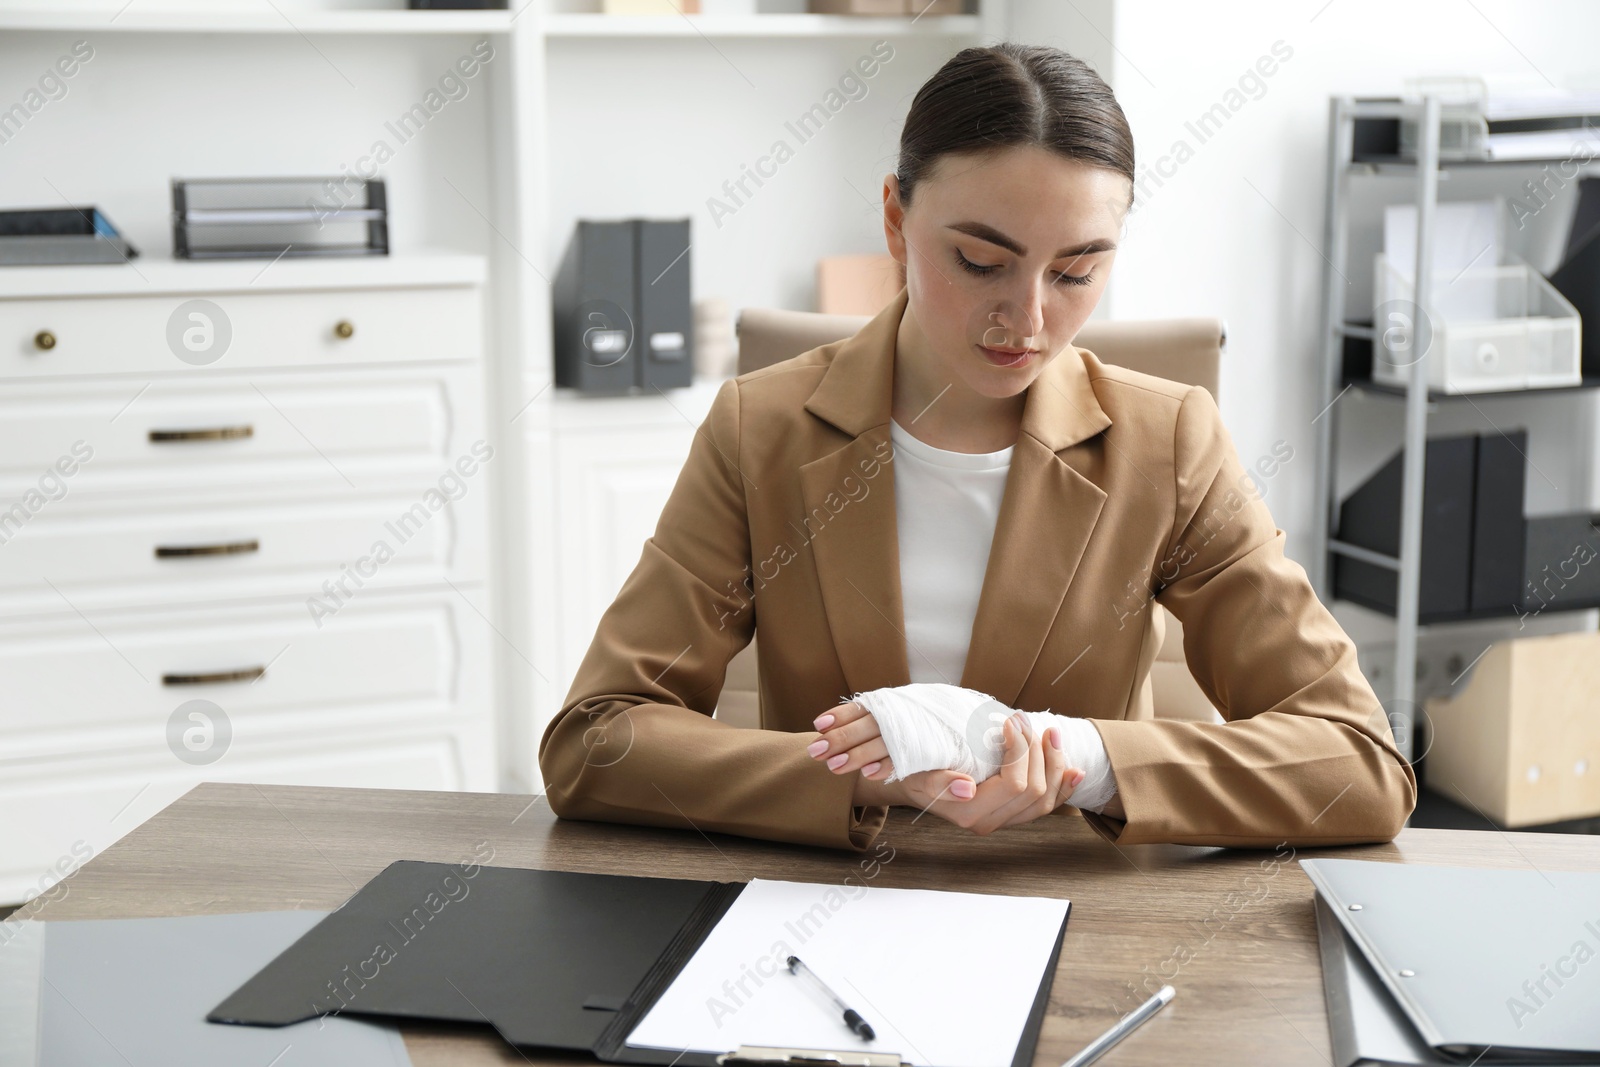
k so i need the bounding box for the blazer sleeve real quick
[1080,386,1418,848]
[537,378,888,852]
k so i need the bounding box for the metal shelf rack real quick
[1312,93,1600,761]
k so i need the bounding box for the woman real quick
[538,43,1416,852]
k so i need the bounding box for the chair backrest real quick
[735,306,1225,401]
[715,305,1227,729]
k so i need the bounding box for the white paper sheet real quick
[624,878,1069,1067]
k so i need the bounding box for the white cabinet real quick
[0,254,500,906]
[0,369,476,492]
[524,378,723,757]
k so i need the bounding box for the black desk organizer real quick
[171,176,389,259]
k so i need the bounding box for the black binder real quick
[1550,176,1600,380]
[1334,434,1477,620]
[208,861,1068,1067]
[635,217,694,386]
[552,218,694,394]
[553,219,638,394]
[1468,429,1527,614]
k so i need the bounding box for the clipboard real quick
[208,860,1069,1067]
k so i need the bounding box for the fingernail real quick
[826,753,849,771]
[861,762,881,776]
[1071,770,1085,788]
[1049,727,1063,751]
[951,779,975,799]
[813,713,834,730]
[807,739,829,757]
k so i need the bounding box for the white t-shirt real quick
[888,417,1012,686]
[887,416,1117,812]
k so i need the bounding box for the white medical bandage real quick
[844,683,1118,812]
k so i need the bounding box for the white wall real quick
[543,33,983,314]
[1069,0,1600,568]
[0,29,499,261]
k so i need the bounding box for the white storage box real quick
[1372,250,1582,393]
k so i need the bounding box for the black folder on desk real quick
[208,860,1069,1067]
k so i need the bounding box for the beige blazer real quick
[539,287,1417,852]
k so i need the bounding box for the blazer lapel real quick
[961,354,1112,708]
[958,430,1109,708]
[800,428,910,694]
[802,287,1113,706]
[801,292,911,695]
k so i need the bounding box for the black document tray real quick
[208,860,743,1061]
[209,859,1067,1067]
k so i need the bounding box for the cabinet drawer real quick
[0,483,487,615]
[0,735,490,906]
[0,368,484,495]
[0,588,495,758]
[0,284,480,378]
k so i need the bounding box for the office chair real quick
[715,304,1228,729]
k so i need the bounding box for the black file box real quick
[1521,514,1600,613]
[1550,176,1600,380]
[1469,429,1528,613]
[1335,435,1477,620]
[553,217,694,395]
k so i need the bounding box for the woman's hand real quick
[813,701,980,805]
[927,713,1082,834]
[814,704,1084,834]
[808,701,897,779]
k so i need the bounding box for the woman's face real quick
[884,144,1131,400]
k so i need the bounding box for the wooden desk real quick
[10,783,1600,1066]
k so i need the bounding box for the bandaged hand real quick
[808,683,1118,813]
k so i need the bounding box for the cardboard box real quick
[603,0,701,14]
[816,253,903,316]
[1424,630,1600,826]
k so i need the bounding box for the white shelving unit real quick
[0,8,991,34]
[0,0,1020,808]
[0,8,514,32]
[1313,93,1600,762]
[542,12,982,35]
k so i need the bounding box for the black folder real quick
[1468,429,1527,614]
[1550,176,1600,380]
[1334,434,1477,620]
[552,217,694,394]
[635,217,694,389]
[554,218,637,394]
[208,861,1068,1067]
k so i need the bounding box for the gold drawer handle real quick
[34,330,56,351]
[149,425,253,443]
[334,320,354,339]
[155,539,260,559]
[162,666,265,686]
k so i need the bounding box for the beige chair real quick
[714,306,1228,729]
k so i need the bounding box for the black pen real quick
[786,955,876,1041]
